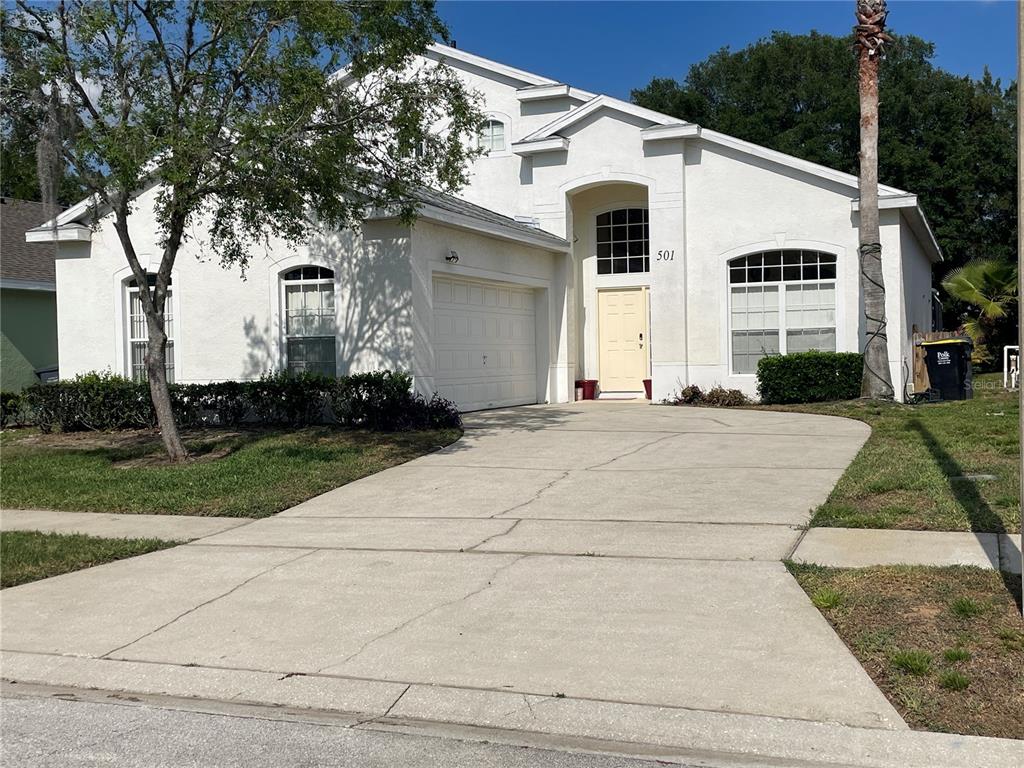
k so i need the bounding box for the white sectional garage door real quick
[432,275,538,411]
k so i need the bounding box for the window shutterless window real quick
[282,266,336,376]
[596,208,649,275]
[126,275,174,383]
[479,119,505,153]
[728,250,837,374]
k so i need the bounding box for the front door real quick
[598,287,649,392]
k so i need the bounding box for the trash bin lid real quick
[920,338,972,346]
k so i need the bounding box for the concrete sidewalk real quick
[2,403,1018,766]
[793,527,1023,574]
[0,508,250,541]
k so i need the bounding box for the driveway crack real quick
[318,555,527,674]
[466,519,522,550]
[585,432,680,470]
[100,549,318,659]
[490,472,570,518]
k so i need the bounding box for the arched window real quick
[596,208,649,274]
[728,250,837,374]
[282,266,336,376]
[479,119,505,154]
[126,274,174,382]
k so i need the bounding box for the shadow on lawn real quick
[908,419,1007,535]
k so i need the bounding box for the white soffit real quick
[641,124,702,142]
[25,224,93,243]
[511,137,570,156]
[516,83,571,101]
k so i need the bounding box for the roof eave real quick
[851,194,944,263]
[25,224,93,243]
[368,205,569,253]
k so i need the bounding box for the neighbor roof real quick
[1,198,57,288]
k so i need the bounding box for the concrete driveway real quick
[3,402,922,759]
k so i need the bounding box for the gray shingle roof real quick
[408,187,568,249]
[1,198,57,284]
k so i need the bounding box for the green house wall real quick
[1,288,58,391]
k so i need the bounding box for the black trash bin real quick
[920,338,973,401]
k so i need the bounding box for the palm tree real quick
[941,259,1018,364]
[855,0,894,398]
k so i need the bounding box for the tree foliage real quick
[632,31,1018,290]
[3,0,483,459]
[941,259,1018,365]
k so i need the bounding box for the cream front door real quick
[598,287,649,392]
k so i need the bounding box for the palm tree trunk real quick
[856,0,895,399]
[1016,0,1023,614]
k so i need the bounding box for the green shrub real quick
[1,391,26,428]
[331,371,461,430]
[756,351,863,404]
[25,372,154,432]
[22,369,460,433]
[247,371,335,426]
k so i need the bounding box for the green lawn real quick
[1,530,178,588]
[789,563,1023,739]
[762,374,1019,532]
[0,427,460,517]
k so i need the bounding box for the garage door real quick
[432,275,538,411]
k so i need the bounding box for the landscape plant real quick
[3,0,483,460]
[22,369,461,433]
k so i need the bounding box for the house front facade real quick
[32,44,941,408]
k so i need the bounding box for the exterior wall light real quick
[446,250,459,264]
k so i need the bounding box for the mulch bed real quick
[788,563,1024,739]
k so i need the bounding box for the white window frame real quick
[478,118,507,155]
[595,207,650,276]
[281,266,338,377]
[125,275,175,383]
[727,250,838,376]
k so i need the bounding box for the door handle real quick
[638,332,644,349]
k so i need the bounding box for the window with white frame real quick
[282,266,336,376]
[479,119,505,154]
[596,208,649,274]
[126,274,174,383]
[728,250,837,374]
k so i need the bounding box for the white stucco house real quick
[29,43,941,408]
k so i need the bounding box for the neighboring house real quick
[1,198,59,391]
[28,43,940,408]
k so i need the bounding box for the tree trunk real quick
[856,0,895,400]
[1016,0,1023,614]
[111,204,188,461]
[145,319,187,461]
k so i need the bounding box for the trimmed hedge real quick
[756,351,863,404]
[21,370,461,433]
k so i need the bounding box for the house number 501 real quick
[656,250,675,261]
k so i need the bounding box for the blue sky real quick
[436,1,1017,99]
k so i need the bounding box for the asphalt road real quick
[1,692,689,768]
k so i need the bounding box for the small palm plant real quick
[941,259,1018,365]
